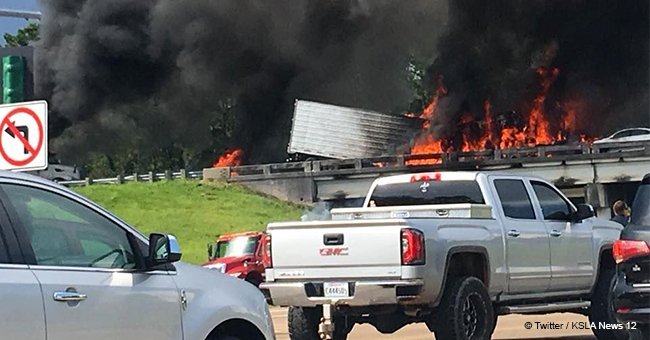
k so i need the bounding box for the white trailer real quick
[288,100,420,159]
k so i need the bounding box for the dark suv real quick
[611,173,650,339]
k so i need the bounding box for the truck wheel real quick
[288,306,320,340]
[589,268,628,340]
[245,276,261,287]
[431,276,495,340]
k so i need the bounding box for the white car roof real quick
[372,171,480,185]
[371,171,548,186]
[611,127,650,135]
[0,170,62,188]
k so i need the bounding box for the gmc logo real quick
[320,247,349,256]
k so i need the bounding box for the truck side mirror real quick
[148,233,182,268]
[573,204,595,222]
[207,243,214,260]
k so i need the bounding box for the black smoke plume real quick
[36,0,650,171]
[36,0,447,170]
[421,0,649,142]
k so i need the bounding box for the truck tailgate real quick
[268,220,404,279]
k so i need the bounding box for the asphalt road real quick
[271,308,596,340]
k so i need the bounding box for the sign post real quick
[0,100,47,171]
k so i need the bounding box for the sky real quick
[0,0,40,40]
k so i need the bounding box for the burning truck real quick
[282,67,592,164]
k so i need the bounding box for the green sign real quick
[2,55,25,104]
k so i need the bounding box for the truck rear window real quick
[369,180,485,207]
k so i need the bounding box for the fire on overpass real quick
[206,140,650,218]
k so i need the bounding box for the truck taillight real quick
[401,229,425,265]
[613,240,650,264]
[262,235,272,268]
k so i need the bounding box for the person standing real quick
[610,200,631,226]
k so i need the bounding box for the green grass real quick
[73,181,304,264]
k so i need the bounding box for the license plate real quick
[323,282,349,298]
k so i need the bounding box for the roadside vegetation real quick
[73,180,304,264]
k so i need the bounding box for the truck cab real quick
[203,231,266,287]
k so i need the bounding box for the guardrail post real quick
[180,169,187,179]
[148,171,155,183]
[312,161,321,172]
[303,161,312,173]
[396,155,405,166]
[133,173,139,182]
[164,170,172,181]
[447,151,458,163]
[84,177,93,186]
[263,165,272,176]
[116,174,124,184]
[354,159,362,170]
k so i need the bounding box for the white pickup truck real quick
[260,171,624,340]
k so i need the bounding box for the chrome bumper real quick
[260,279,424,307]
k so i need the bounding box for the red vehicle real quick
[202,231,266,287]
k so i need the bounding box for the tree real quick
[4,23,39,47]
[406,56,429,112]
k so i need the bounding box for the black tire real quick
[431,276,495,340]
[213,337,241,340]
[589,268,628,340]
[288,306,320,340]
[288,306,350,340]
[245,276,261,288]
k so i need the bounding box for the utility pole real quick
[0,9,42,20]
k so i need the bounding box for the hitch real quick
[318,304,333,339]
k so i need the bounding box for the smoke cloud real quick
[36,0,649,169]
[36,0,447,168]
[423,0,649,140]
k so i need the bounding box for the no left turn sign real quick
[0,101,47,171]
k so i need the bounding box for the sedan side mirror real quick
[148,233,182,267]
[573,204,595,222]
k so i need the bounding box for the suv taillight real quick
[261,235,272,268]
[401,229,425,265]
[613,240,650,264]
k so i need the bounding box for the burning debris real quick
[213,148,243,167]
[407,67,587,165]
[406,0,649,167]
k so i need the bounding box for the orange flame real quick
[213,148,243,167]
[406,77,448,165]
[482,99,494,148]
[406,67,590,165]
[526,67,559,145]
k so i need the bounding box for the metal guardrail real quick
[60,141,650,186]
[59,170,203,187]
[206,141,650,182]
